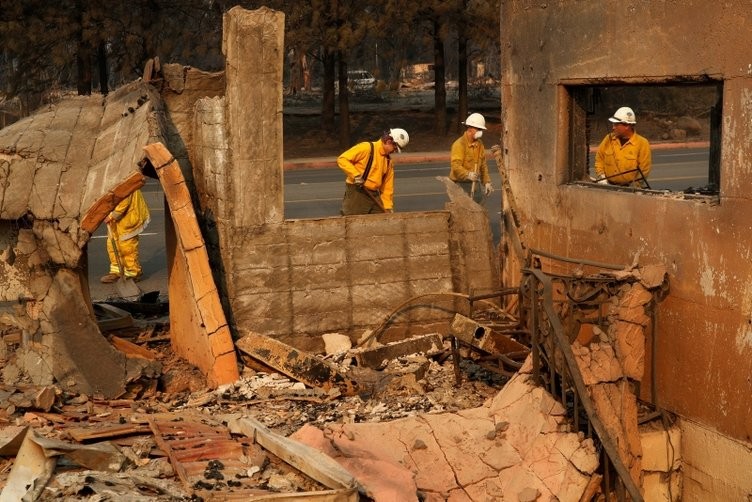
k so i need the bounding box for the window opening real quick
[566,82,722,196]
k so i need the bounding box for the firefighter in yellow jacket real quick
[450,113,494,204]
[338,128,409,215]
[100,189,151,283]
[594,106,652,187]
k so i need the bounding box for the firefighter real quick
[595,106,652,187]
[450,112,494,204]
[100,189,151,283]
[338,128,409,215]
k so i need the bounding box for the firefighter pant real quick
[341,183,385,215]
[107,235,142,278]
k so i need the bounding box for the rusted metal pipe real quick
[529,247,626,270]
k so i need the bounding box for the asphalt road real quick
[87,146,709,301]
[284,162,502,218]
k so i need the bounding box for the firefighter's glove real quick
[484,183,494,196]
[354,175,364,187]
[466,172,479,182]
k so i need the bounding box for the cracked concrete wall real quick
[0,82,165,397]
[500,1,752,499]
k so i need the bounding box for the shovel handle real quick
[360,186,386,213]
[107,221,127,277]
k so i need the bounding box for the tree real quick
[280,0,375,147]
[1,1,80,111]
[0,0,229,113]
[416,0,501,134]
[415,1,457,136]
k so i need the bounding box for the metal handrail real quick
[523,267,643,502]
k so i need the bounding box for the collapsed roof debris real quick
[1,259,679,501]
[0,315,518,500]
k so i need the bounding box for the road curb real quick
[284,152,453,170]
[285,141,709,170]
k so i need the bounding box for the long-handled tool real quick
[469,160,479,200]
[359,186,386,213]
[107,221,141,299]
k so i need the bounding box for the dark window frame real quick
[563,80,723,197]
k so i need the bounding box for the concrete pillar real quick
[222,6,285,228]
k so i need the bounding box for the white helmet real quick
[608,106,637,124]
[389,128,409,152]
[463,112,487,130]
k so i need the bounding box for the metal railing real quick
[522,267,644,502]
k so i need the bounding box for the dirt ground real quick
[282,89,503,159]
[282,90,708,161]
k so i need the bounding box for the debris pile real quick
[1,307,529,500]
[1,265,676,501]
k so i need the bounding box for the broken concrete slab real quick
[292,367,598,501]
[0,425,27,457]
[292,423,419,501]
[0,429,56,501]
[450,313,492,349]
[236,332,360,396]
[353,333,444,369]
[30,433,127,472]
[42,269,129,397]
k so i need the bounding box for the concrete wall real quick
[680,418,752,500]
[0,82,165,396]
[186,7,498,347]
[500,0,752,497]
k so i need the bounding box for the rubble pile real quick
[1,318,517,501]
[2,264,672,501]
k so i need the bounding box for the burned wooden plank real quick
[354,333,444,369]
[236,332,359,396]
[66,423,151,443]
[32,386,56,412]
[228,416,358,492]
[109,335,158,360]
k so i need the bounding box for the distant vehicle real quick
[335,70,376,93]
[348,70,375,91]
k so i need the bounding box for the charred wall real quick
[0,82,166,397]
[500,0,752,498]
[185,7,499,346]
